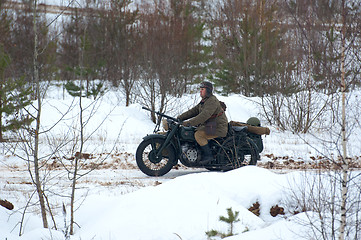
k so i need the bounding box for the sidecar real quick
[205,118,270,171]
[229,119,270,153]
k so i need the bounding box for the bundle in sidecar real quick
[229,118,270,154]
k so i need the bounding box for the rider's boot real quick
[200,144,213,164]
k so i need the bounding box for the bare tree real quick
[101,0,139,106]
[261,0,361,134]
[32,0,48,228]
[210,0,295,97]
[339,1,348,238]
[284,168,361,240]
[4,0,60,230]
[137,0,206,121]
[3,0,74,233]
[59,79,119,236]
[279,2,361,238]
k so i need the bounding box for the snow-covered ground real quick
[1,82,360,239]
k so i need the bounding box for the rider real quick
[177,81,228,163]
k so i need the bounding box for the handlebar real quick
[142,106,181,123]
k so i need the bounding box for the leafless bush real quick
[260,91,332,133]
[283,169,361,240]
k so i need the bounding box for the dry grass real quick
[259,154,361,170]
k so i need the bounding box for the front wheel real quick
[136,137,176,176]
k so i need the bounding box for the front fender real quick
[142,133,166,141]
[141,134,178,164]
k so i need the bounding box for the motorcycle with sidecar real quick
[136,107,267,176]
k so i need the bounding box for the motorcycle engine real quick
[180,143,201,166]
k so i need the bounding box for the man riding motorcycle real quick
[177,81,228,164]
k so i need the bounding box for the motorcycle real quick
[136,107,264,176]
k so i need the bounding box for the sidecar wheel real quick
[136,138,176,176]
[240,137,258,166]
[217,136,258,170]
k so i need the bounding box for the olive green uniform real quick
[178,95,228,146]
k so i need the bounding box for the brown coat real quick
[178,95,228,137]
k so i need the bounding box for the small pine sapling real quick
[0,47,33,141]
[206,207,240,239]
[220,207,240,236]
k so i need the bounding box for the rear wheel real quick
[238,137,258,165]
[136,138,176,176]
[216,136,258,171]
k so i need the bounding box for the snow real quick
[1,82,360,239]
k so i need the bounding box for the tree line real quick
[1,0,361,133]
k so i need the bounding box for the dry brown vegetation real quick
[259,154,361,170]
[248,201,286,218]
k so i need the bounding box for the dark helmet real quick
[247,117,261,126]
[200,81,213,96]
